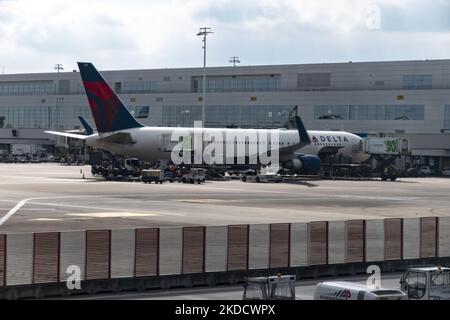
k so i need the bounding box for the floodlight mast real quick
[54,64,64,73]
[229,56,240,67]
[53,64,64,129]
[196,27,213,127]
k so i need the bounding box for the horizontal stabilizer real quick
[78,116,94,135]
[45,131,89,140]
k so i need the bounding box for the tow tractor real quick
[400,266,450,300]
[243,275,296,300]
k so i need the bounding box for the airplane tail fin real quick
[77,62,144,133]
[78,116,94,135]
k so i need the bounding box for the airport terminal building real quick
[0,59,449,169]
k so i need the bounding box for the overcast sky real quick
[0,0,449,74]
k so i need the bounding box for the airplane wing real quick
[45,131,88,140]
[279,114,312,161]
[319,146,344,154]
[97,132,135,145]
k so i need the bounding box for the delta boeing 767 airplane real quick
[46,62,368,175]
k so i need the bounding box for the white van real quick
[314,281,407,300]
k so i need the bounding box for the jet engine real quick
[283,155,321,175]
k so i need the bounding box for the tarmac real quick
[0,163,450,233]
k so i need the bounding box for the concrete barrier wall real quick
[328,221,346,264]
[60,231,85,282]
[0,235,5,287]
[204,226,227,273]
[6,233,33,286]
[0,216,449,289]
[159,227,182,276]
[439,217,450,258]
[248,224,269,270]
[290,223,308,267]
[365,220,384,262]
[403,218,420,259]
[111,229,135,278]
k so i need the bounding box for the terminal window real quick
[192,75,280,93]
[130,106,150,119]
[73,106,93,120]
[315,104,425,121]
[162,105,293,128]
[297,73,331,88]
[122,81,158,94]
[402,74,432,90]
[0,106,62,129]
[0,81,55,96]
[445,105,450,129]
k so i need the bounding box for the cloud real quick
[0,0,449,74]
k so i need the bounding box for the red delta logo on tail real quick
[83,81,121,133]
[77,62,144,133]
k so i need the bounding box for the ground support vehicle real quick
[243,275,296,300]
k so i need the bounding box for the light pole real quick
[229,56,240,67]
[196,27,213,127]
[54,64,64,73]
[54,64,64,95]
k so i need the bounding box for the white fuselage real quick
[86,127,369,164]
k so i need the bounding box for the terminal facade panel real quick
[0,59,449,169]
